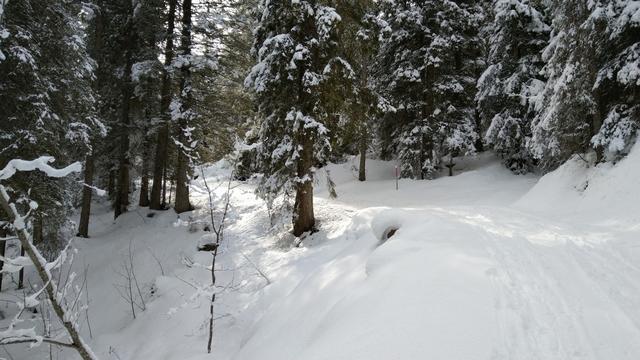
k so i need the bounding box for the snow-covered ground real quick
[5,147,640,360]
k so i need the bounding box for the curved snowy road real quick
[447,207,640,359]
[234,203,640,360]
[232,155,640,360]
[55,154,640,360]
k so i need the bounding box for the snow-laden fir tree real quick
[334,0,390,181]
[376,0,478,179]
[477,0,549,173]
[589,0,640,161]
[0,0,103,249]
[246,0,353,236]
[529,0,602,169]
[130,0,166,208]
[171,0,220,213]
[87,0,167,217]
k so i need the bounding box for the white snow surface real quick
[6,148,640,360]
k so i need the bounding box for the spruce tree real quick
[246,0,351,236]
[589,0,640,161]
[173,0,196,214]
[377,0,478,179]
[150,0,179,210]
[529,0,599,169]
[477,0,549,173]
[334,0,387,181]
[0,0,102,246]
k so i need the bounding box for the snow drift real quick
[517,139,640,221]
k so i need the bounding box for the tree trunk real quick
[0,226,6,292]
[17,246,25,289]
[358,130,367,182]
[33,214,43,245]
[174,0,193,214]
[139,146,150,207]
[114,155,130,218]
[150,0,178,210]
[168,178,174,206]
[293,134,315,237]
[107,167,116,198]
[420,65,435,180]
[23,215,43,287]
[77,153,95,237]
[474,107,484,152]
[114,10,136,219]
[150,124,169,210]
[174,150,192,213]
[77,0,104,234]
[162,153,168,207]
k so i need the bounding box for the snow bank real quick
[234,207,500,360]
[516,139,640,221]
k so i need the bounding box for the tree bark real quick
[174,0,193,214]
[17,246,24,289]
[358,128,367,182]
[0,226,6,292]
[162,152,168,207]
[174,149,192,213]
[293,134,315,237]
[77,153,95,237]
[22,215,43,289]
[139,146,150,207]
[419,65,435,179]
[107,167,116,198]
[150,0,178,210]
[114,12,136,219]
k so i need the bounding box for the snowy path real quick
[231,205,640,360]
[229,155,640,360]
[446,207,640,359]
[7,154,640,360]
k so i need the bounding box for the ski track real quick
[429,207,640,360]
[212,174,640,360]
[214,185,640,360]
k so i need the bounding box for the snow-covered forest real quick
[0,0,639,359]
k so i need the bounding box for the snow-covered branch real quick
[0,157,97,360]
[0,156,81,180]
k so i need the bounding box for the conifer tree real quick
[529,0,599,169]
[477,0,549,173]
[334,0,387,181]
[150,0,179,210]
[247,0,352,236]
[377,0,478,179]
[589,0,640,161]
[174,0,196,213]
[1,0,102,244]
